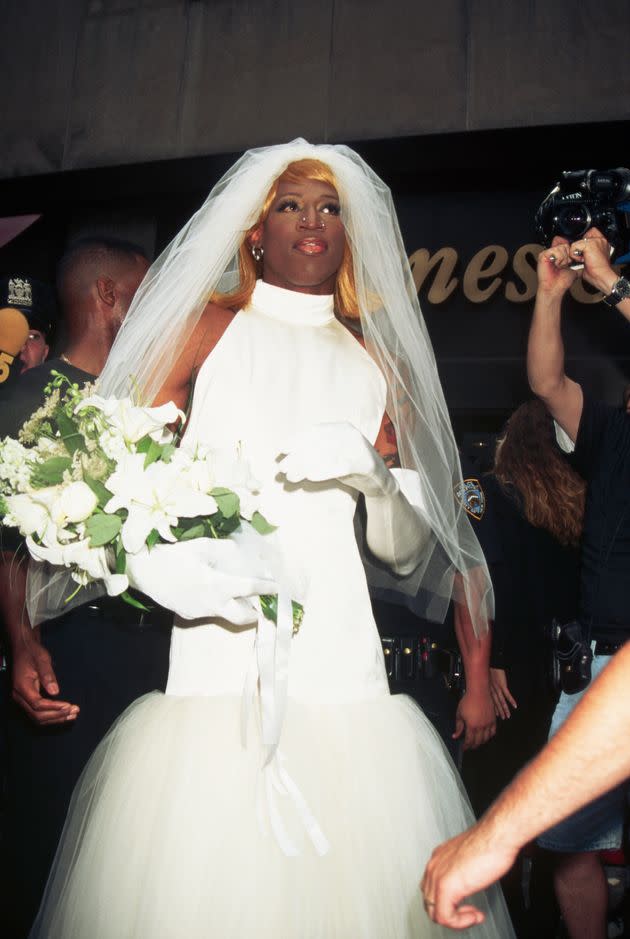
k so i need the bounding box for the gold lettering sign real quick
[569,277,602,304]
[463,245,508,303]
[409,243,605,306]
[505,244,542,302]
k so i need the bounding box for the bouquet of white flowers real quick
[0,372,301,629]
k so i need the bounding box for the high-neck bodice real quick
[248,280,335,327]
[169,285,389,701]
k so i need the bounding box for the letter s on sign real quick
[505,244,542,302]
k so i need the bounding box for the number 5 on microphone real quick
[0,350,15,383]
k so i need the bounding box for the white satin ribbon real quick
[241,594,329,857]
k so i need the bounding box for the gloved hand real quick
[125,538,278,623]
[277,422,430,575]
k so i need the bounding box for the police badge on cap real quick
[0,275,56,338]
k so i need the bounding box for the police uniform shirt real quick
[480,474,579,673]
[572,394,630,644]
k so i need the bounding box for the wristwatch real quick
[602,276,630,307]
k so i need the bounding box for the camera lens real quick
[554,204,592,239]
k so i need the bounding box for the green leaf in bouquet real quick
[135,435,153,453]
[259,593,278,623]
[143,440,164,469]
[161,443,176,464]
[84,474,113,508]
[115,542,127,574]
[29,456,73,488]
[85,512,122,547]
[180,523,205,541]
[203,513,240,538]
[146,528,161,549]
[136,435,164,469]
[120,590,151,612]
[55,409,84,455]
[250,511,277,535]
[260,595,304,636]
[291,601,304,634]
[210,488,240,518]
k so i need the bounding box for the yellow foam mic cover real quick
[0,306,30,354]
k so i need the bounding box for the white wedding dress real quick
[32,281,514,938]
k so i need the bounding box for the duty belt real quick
[380,635,464,692]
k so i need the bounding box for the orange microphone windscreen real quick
[0,306,30,355]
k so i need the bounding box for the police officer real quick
[367,449,497,765]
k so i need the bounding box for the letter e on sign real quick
[463,245,508,303]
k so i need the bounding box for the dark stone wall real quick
[2,0,630,178]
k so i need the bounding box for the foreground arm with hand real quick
[421,640,630,930]
[0,552,79,725]
[277,422,431,576]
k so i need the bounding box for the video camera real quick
[535,168,630,263]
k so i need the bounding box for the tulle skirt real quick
[32,692,513,938]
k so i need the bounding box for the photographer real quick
[527,226,630,939]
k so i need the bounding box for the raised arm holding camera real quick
[421,170,630,938]
[526,207,630,939]
[529,227,629,436]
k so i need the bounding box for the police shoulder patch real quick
[454,477,486,520]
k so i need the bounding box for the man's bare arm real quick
[452,593,495,751]
[0,552,78,724]
[421,641,630,930]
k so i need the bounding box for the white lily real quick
[171,446,216,494]
[104,453,219,554]
[76,395,185,445]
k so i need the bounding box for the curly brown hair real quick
[494,399,585,546]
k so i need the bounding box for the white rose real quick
[55,481,98,524]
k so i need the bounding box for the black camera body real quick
[535,168,630,260]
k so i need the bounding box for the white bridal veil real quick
[30,139,493,634]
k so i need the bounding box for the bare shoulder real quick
[189,302,236,365]
[153,302,235,408]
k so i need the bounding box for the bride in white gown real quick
[31,141,513,938]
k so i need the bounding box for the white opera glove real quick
[125,538,279,624]
[277,422,431,575]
